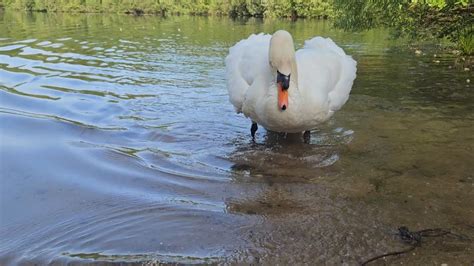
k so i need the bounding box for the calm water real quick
[0,11,473,265]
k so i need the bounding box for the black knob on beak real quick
[277,71,290,90]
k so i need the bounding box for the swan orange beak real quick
[278,82,288,111]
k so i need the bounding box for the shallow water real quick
[0,11,473,265]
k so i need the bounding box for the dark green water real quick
[0,11,473,265]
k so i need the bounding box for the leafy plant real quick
[333,0,473,55]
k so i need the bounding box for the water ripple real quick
[1,12,473,265]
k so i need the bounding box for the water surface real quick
[0,12,473,265]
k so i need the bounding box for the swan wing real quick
[296,37,357,113]
[225,33,272,113]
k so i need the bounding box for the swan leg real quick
[251,122,258,140]
[303,130,311,143]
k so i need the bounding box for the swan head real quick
[269,30,296,111]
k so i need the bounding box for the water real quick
[0,11,473,265]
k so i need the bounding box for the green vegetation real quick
[333,0,473,55]
[0,0,334,18]
[0,0,472,54]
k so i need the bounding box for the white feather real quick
[225,33,357,133]
[225,33,272,113]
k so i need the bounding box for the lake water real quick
[0,11,473,265]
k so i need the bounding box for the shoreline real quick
[0,8,471,58]
[0,5,331,19]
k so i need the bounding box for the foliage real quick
[459,29,473,55]
[0,0,334,18]
[265,0,333,19]
[333,0,473,54]
[2,0,471,54]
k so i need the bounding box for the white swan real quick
[225,30,357,138]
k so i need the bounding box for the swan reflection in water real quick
[225,125,354,214]
[227,126,354,182]
[222,127,388,264]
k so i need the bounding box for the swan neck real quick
[291,56,298,89]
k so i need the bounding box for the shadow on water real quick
[0,11,473,265]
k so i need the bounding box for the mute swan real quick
[225,30,357,139]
